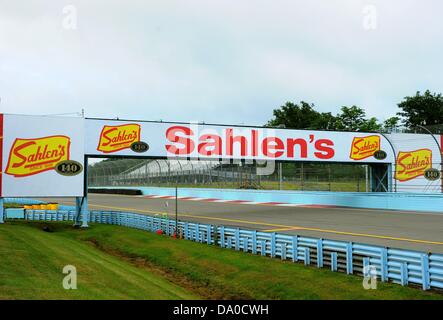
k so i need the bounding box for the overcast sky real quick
[0,1,442,126]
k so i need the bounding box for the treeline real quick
[267,90,443,132]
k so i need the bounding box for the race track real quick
[46,193,443,253]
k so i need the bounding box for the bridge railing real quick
[16,209,443,291]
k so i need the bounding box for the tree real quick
[335,106,366,131]
[397,90,443,128]
[267,101,337,130]
[334,106,383,132]
[359,117,382,132]
[383,116,400,132]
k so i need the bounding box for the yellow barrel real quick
[24,205,33,210]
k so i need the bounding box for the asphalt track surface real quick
[44,193,443,253]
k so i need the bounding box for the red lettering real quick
[12,141,34,168]
[314,139,335,159]
[251,130,259,157]
[226,129,248,156]
[287,138,308,158]
[165,126,195,155]
[102,128,116,146]
[352,138,362,154]
[262,137,284,158]
[198,134,222,156]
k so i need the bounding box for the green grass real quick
[258,180,364,192]
[3,203,24,209]
[0,221,197,300]
[128,180,365,192]
[1,221,441,300]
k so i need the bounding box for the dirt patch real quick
[84,238,252,300]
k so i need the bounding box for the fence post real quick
[270,233,276,258]
[235,228,240,251]
[213,225,218,246]
[252,231,257,254]
[363,257,370,276]
[292,236,298,262]
[0,198,4,224]
[421,254,430,290]
[400,262,408,286]
[346,242,353,274]
[331,252,338,272]
[143,216,148,231]
[207,225,212,244]
[317,239,323,268]
[304,248,310,265]
[227,237,232,249]
[220,225,225,248]
[184,222,189,239]
[196,224,200,242]
[261,240,266,256]
[281,243,287,260]
[243,238,248,253]
[380,248,388,282]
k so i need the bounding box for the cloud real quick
[0,0,442,125]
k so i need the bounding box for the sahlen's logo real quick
[97,124,141,153]
[55,160,83,176]
[130,141,149,153]
[350,135,380,160]
[395,149,432,182]
[5,135,71,177]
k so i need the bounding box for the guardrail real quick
[14,209,443,292]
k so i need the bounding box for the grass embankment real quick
[0,221,196,299]
[0,221,441,300]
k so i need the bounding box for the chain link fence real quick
[88,159,369,192]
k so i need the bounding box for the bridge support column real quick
[0,198,4,224]
[75,196,89,228]
[369,164,390,192]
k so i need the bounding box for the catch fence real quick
[88,159,369,192]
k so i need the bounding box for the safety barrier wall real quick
[15,209,443,291]
[91,186,443,213]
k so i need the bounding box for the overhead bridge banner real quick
[85,119,395,163]
[85,119,442,193]
[0,114,85,197]
[0,115,441,197]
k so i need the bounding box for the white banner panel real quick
[389,133,442,193]
[85,119,395,163]
[0,114,85,197]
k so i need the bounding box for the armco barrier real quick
[90,186,443,213]
[17,209,443,291]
